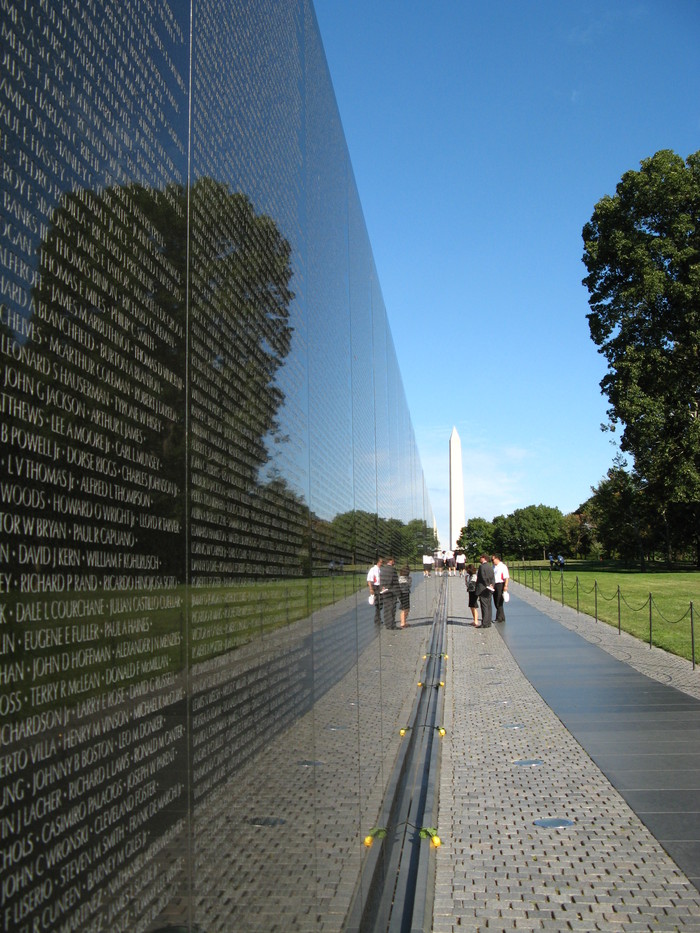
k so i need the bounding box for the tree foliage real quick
[457,507,565,561]
[457,518,494,557]
[493,505,566,560]
[562,510,595,560]
[582,149,700,545]
[584,459,650,565]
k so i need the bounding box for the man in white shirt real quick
[367,557,383,625]
[491,554,509,623]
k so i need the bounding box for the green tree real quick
[457,518,494,558]
[582,149,700,563]
[494,505,566,560]
[586,459,651,566]
[563,509,595,559]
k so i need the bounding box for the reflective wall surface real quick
[0,1,437,930]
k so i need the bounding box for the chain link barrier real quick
[512,565,697,670]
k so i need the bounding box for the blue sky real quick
[313,0,700,546]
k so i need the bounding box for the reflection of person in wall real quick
[379,556,399,630]
[491,554,509,623]
[475,554,495,628]
[398,565,411,629]
[367,557,383,625]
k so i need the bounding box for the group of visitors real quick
[367,557,412,630]
[367,551,509,631]
[422,550,468,576]
[464,554,509,627]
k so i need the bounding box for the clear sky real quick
[313,0,700,546]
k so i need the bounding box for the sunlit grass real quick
[511,562,700,664]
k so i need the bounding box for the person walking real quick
[465,563,479,626]
[475,554,495,627]
[398,565,411,628]
[491,554,509,623]
[367,557,383,626]
[379,556,399,630]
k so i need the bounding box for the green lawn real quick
[511,562,700,664]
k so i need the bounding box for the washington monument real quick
[449,427,465,550]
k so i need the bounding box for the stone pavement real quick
[433,578,700,932]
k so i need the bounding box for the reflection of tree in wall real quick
[188,178,306,576]
[31,182,188,579]
[190,179,294,465]
[327,510,437,567]
[8,175,432,579]
[24,179,300,580]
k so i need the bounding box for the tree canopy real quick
[581,149,700,558]
[457,506,565,561]
[457,517,494,557]
[493,504,566,560]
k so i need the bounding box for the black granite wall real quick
[0,1,436,930]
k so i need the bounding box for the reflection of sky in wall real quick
[190,0,310,506]
[0,0,190,336]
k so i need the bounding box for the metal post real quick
[576,577,579,614]
[649,593,653,649]
[691,602,695,671]
[548,571,552,601]
[560,571,564,606]
[617,585,621,634]
[594,580,598,623]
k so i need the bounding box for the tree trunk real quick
[662,512,672,567]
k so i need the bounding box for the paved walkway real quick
[149,575,700,931]
[434,578,700,932]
